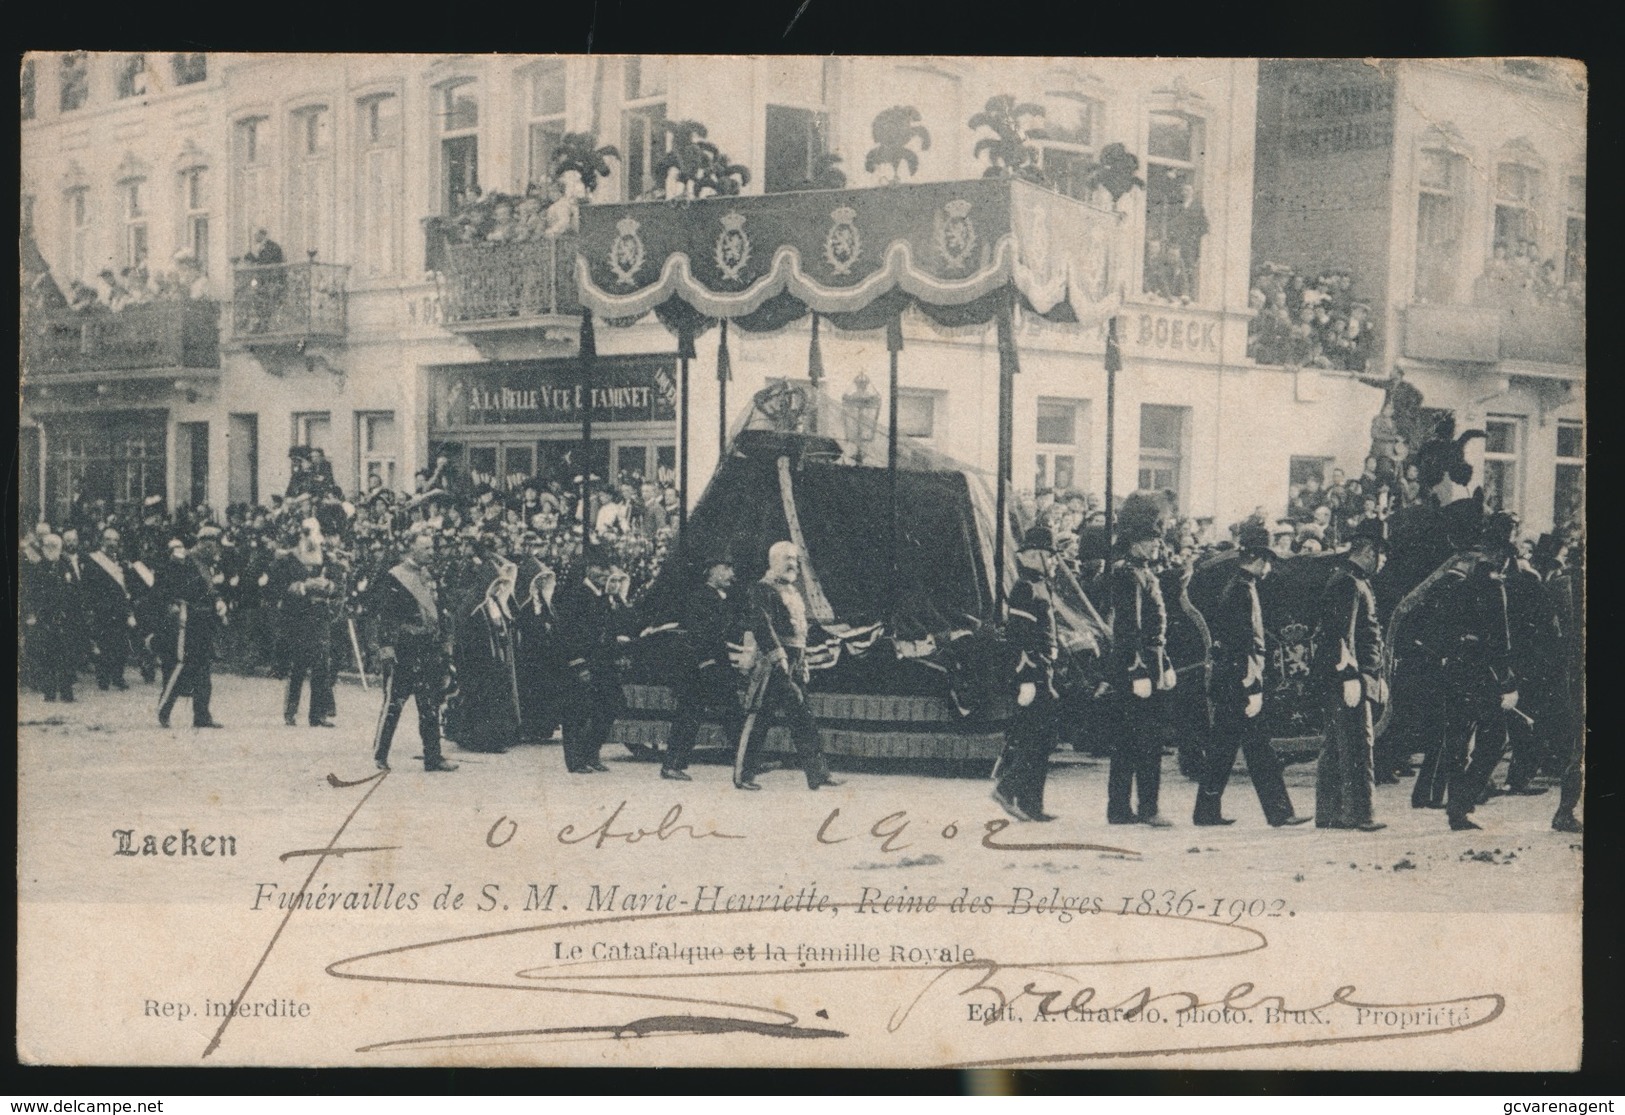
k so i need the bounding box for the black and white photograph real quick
[17,53,1585,1070]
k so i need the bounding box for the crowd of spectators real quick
[1247,262,1374,371]
[441,179,581,247]
[63,251,211,314]
[1474,238,1585,310]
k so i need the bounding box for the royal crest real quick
[1276,622,1313,681]
[714,212,752,283]
[935,198,978,272]
[607,217,646,287]
[824,206,862,276]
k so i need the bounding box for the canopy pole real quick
[1104,316,1121,555]
[807,312,824,435]
[886,312,903,623]
[717,319,731,464]
[677,321,695,536]
[579,310,597,542]
[993,289,1019,617]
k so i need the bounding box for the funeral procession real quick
[20,55,1584,883]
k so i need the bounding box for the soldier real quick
[1106,513,1176,827]
[81,527,138,690]
[1195,524,1309,828]
[662,551,745,783]
[1310,517,1389,831]
[992,526,1062,822]
[273,518,341,728]
[555,549,630,774]
[154,526,228,730]
[370,523,458,773]
[738,541,840,792]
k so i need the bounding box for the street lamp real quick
[842,371,881,465]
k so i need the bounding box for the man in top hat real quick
[738,541,840,791]
[555,547,631,774]
[662,549,745,783]
[992,525,1063,822]
[1309,517,1389,830]
[370,522,459,772]
[1106,509,1177,826]
[1195,524,1309,827]
[286,446,314,500]
[153,525,228,729]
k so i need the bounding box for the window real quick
[1033,94,1099,202]
[171,53,207,86]
[764,104,831,193]
[1554,419,1583,530]
[121,179,148,272]
[65,187,91,278]
[288,105,334,259]
[1415,147,1466,303]
[1035,398,1084,492]
[1564,175,1585,288]
[357,412,399,491]
[1493,162,1542,258]
[622,58,669,200]
[1138,404,1187,496]
[59,51,88,113]
[116,53,148,99]
[1142,112,1206,301]
[437,79,480,215]
[526,62,567,190]
[293,412,332,453]
[181,167,209,273]
[896,390,940,442]
[21,58,36,120]
[232,116,273,257]
[356,94,401,277]
[1481,416,1521,514]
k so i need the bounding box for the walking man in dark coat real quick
[1195,524,1309,827]
[82,527,138,691]
[23,533,82,702]
[1106,519,1176,826]
[738,541,840,792]
[992,526,1064,822]
[273,519,341,728]
[154,526,228,729]
[370,523,458,772]
[662,552,745,782]
[1310,518,1389,830]
[555,549,630,774]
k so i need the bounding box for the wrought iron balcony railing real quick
[25,299,220,378]
[433,232,581,326]
[230,261,349,342]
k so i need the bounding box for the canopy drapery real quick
[576,177,1127,332]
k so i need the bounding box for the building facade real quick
[20,53,1584,537]
[1253,58,1585,535]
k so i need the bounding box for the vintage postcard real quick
[18,54,1584,1069]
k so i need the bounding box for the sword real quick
[157,601,188,713]
[347,617,369,691]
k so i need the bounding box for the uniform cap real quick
[1017,525,1056,553]
[1236,522,1273,559]
[1347,516,1389,551]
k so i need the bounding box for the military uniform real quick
[1106,554,1173,823]
[82,548,138,690]
[664,576,745,777]
[1197,554,1298,826]
[741,576,833,790]
[994,534,1061,820]
[273,547,341,726]
[1310,552,1385,828]
[154,546,226,728]
[370,555,456,771]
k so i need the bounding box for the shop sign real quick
[1122,312,1222,355]
[435,357,678,427]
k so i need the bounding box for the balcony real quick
[230,261,349,344]
[428,223,582,359]
[1401,303,1584,369]
[25,300,220,382]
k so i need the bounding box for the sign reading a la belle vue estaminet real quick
[434,356,679,427]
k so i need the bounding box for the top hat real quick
[1236,522,1273,560]
[1017,525,1057,553]
[1442,496,1485,550]
[288,445,312,462]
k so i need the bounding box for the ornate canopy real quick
[575,177,1127,333]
